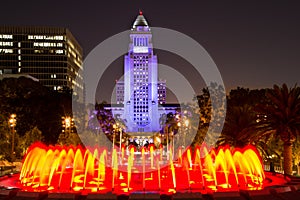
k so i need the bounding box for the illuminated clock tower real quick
[123,11,159,132]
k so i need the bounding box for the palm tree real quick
[217,104,259,147]
[257,84,300,175]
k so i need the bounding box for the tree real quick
[228,87,266,107]
[162,112,180,145]
[193,83,226,148]
[0,114,11,160]
[293,139,300,175]
[19,126,43,156]
[0,77,74,145]
[57,132,82,146]
[217,104,259,147]
[257,84,300,175]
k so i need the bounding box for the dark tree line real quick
[194,84,300,175]
[1,77,299,175]
[0,77,73,158]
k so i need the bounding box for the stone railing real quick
[264,164,284,174]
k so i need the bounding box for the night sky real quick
[1,1,299,102]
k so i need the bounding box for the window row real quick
[133,37,148,47]
[134,86,148,90]
[134,75,148,78]
[133,64,148,68]
[0,35,13,39]
[133,106,148,109]
[134,101,148,104]
[133,60,149,63]
[133,55,149,59]
[134,79,148,83]
[39,80,68,85]
[134,110,149,113]
[21,68,67,73]
[136,122,148,126]
[158,90,166,93]
[28,35,64,40]
[134,117,149,121]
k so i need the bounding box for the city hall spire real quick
[132,11,149,28]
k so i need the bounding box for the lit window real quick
[34,49,43,53]
[34,42,42,47]
[33,42,63,47]
[28,35,64,40]
[55,50,64,54]
[0,41,13,46]
[0,49,13,53]
[55,36,64,40]
[0,34,13,39]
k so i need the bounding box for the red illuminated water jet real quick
[17,143,265,194]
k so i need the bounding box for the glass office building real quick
[0,26,83,96]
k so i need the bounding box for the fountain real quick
[1,142,299,199]
[17,143,265,194]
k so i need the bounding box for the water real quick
[19,143,265,194]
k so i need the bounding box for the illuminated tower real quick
[123,11,159,132]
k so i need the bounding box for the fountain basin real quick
[15,143,266,194]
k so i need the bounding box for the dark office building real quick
[0,26,83,96]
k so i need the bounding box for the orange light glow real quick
[19,143,265,193]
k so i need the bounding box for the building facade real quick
[123,13,159,132]
[0,26,83,96]
[116,80,166,105]
[108,12,178,135]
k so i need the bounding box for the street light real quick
[184,119,189,127]
[165,125,169,160]
[9,114,16,161]
[113,123,123,151]
[175,121,182,152]
[65,117,71,128]
[170,131,175,160]
[112,123,117,151]
[183,119,190,148]
[62,116,74,139]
